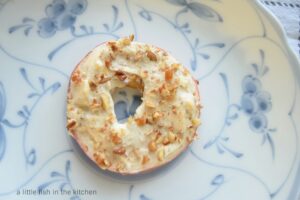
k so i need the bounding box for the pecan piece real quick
[162,137,170,145]
[115,71,127,81]
[142,155,149,165]
[135,117,146,126]
[148,141,157,152]
[105,59,111,68]
[129,34,134,41]
[66,120,76,130]
[165,69,174,81]
[111,133,122,144]
[157,149,164,161]
[94,153,110,167]
[113,147,126,155]
[71,70,81,84]
[88,81,97,91]
[146,50,157,61]
[108,41,118,52]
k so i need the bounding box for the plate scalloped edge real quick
[251,0,300,199]
[0,0,299,199]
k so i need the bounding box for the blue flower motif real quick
[249,114,267,133]
[139,8,152,21]
[242,75,261,94]
[45,0,66,18]
[67,0,87,15]
[37,18,56,38]
[55,13,76,30]
[241,93,257,116]
[9,0,88,38]
[166,0,223,22]
[37,160,80,200]
[256,91,272,113]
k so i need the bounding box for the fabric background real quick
[260,0,300,59]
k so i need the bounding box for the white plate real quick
[0,0,299,199]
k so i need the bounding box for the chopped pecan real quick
[172,105,177,114]
[106,113,114,124]
[162,137,170,145]
[116,163,125,172]
[113,146,126,155]
[121,37,131,46]
[91,98,102,110]
[115,71,127,81]
[153,130,162,141]
[148,141,157,152]
[145,100,156,108]
[71,70,81,84]
[95,74,111,84]
[152,111,163,121]
[135,117,146,126]
[183,68,190,76]
[66,120,76,130]
[101,94,110,110]
[165,69,174,81]
[146,50,157,61]
[142,155,149,165]
[94,153,110,167]
[168,132,176,143]
[111,133,122,144]
[105,59,111,68]
[126,74,144,90]
[192,118,201,127]
[88,81,97,91]
[108,41,118,52]
[158,83,177,100]
[141,70,148,78]
[134,51,144,62]
[129,34,134,41]
[157,149,164,161]
[171,63,180,70]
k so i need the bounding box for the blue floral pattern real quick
[138,1,225,72]
[0,68,61,165]
[0,0,299,199]
[241,49,276,158]
[9,0,87,38]
[128,174,225,200]
[203,49,276,159]
[166,0,223,22]
[37,160,80,200]
[203,73,243,158]
[9,1,123,61]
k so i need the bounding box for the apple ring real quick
[66,35,201,175]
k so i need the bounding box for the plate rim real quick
[251,0,300,199]
[0,0,299,199]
